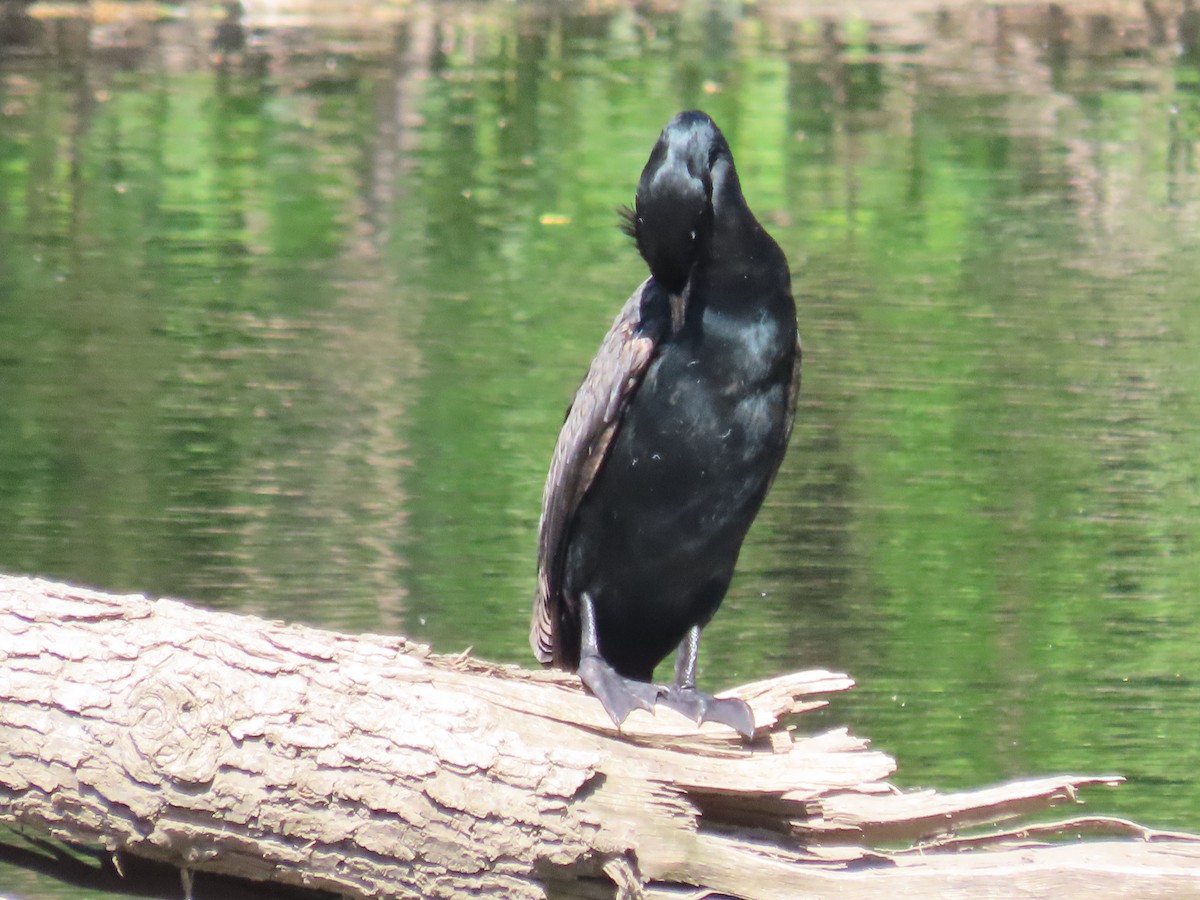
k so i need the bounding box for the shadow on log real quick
[1,574,1198,898]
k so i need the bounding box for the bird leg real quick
[658,625,756,739]
[576,592,662,727]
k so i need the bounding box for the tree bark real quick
[1,573,1198,899]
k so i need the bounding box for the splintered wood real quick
[1,574,1198,898]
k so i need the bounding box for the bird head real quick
[622,111,735,321]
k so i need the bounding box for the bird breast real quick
[627,309,792,495]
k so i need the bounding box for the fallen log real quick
[0,573,1197,898]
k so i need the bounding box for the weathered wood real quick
[1,573,1197,899]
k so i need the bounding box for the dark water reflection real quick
[4,2,1200,892]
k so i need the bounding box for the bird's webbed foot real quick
[578,654,663,727]
[575,592,663,727]
[658,623,756,738]
[658,685,756,739]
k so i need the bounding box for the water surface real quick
[3,2,1200,895]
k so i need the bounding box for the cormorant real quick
[530,110,799,738]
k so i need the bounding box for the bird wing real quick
[531,277,666,666]
[783,330,802,448]
[760,321,803,501]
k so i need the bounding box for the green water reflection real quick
[3,2,1200,894]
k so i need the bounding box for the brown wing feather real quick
[531,278,665,666]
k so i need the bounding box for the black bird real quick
[530,110,799,738]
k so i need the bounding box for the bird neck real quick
[688,209,789,324]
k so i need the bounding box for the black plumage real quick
[530,110,800,738]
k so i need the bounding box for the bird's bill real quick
[669,284,689,335]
